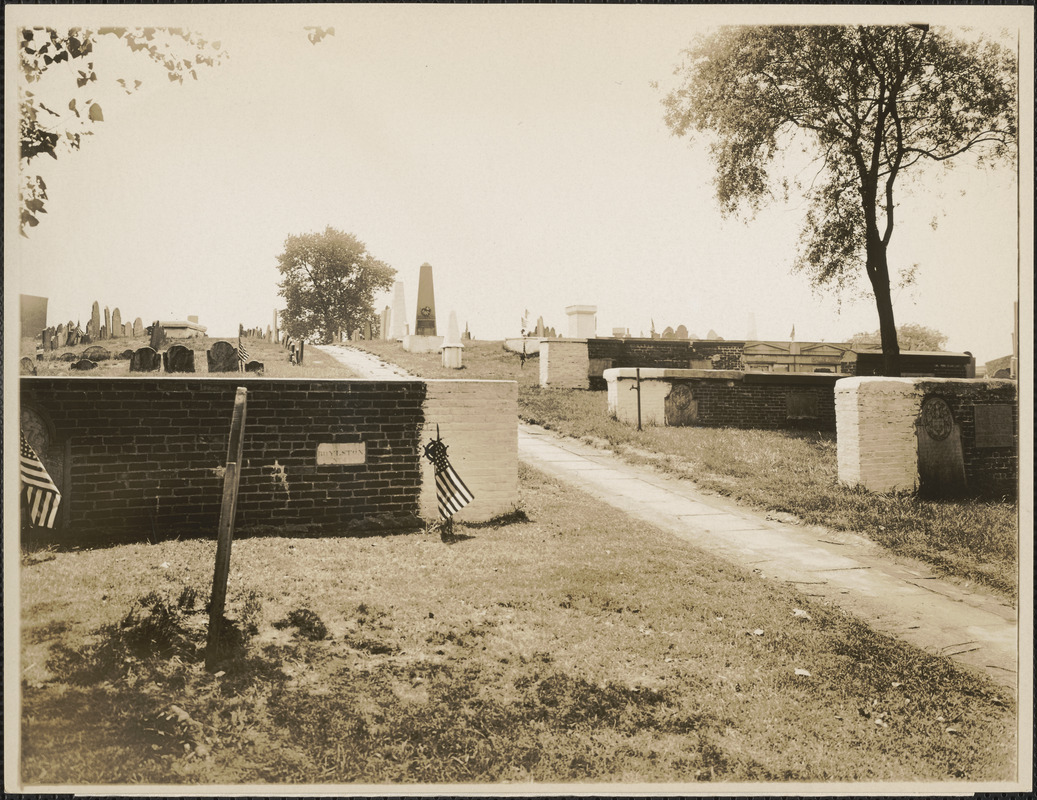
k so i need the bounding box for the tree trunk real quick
[867,239,901,377]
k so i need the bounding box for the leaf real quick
[88,103,104,122]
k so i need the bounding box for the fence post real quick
[205,386,248,671]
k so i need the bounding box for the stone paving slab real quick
[518,423,1020,692]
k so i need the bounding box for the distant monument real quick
[442,310,464,369]
[414,263,437,336]
[390,282,407,340]
[566,305,597,338]
[402,264,443,353]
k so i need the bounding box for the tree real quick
[276,227,396,344]
[18,26,228,235]
[662,25,1016,375]
[850,322,948,351]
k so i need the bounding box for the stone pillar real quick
[442,311,464,369]
[390,282,407,340]
[381,306,391,340]
[565,305,597,338]
[540,339,591,389]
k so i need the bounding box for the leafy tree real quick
[276,227,396,344]
[849,322,948,351]
[18,26,227,235]
[662,25,1016,375]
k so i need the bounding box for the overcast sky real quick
[6,4,1032,364]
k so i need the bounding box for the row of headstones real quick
[39,314,147,352]
[21,343,264,375]
[280,332,304,365]
[240,325,275,341]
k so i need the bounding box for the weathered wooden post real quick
[635,368,643,431]
[205,386,248,670]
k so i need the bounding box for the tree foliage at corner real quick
[18,26,227,235]
[663,25,1016,375]
[276,227,397,344]
[849,322,948,352]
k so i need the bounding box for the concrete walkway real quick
[314,344,1019,692]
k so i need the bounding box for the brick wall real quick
[20,376,518,541]
[835,377,1017,498]
[690,341,746,371]
[605,369,840,431]
[420,380,519,522]
[540,340,591,389]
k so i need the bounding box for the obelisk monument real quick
[414,263,437,336]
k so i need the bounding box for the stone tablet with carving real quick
[206,340,239,372]
[245,360,265,374]
[82,345,111,362]
[316,442,366,465]
[70,358,98,371]
[163,345,196,373]
[130,346,161,372]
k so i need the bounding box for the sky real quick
[5,4,1033,365]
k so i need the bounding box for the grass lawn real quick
[350,340,1018,599]
[21,335,355,379]
[20,465,1015,786]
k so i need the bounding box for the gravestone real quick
[133,317,144,337]
[245,360,265,374]
[104,307,111,339]
[117,349,134,360]
[56,324,66,347]
[974,404,1014,448]
[42,328,52,351]
[20,357,37,375]
[414,263,437,336]
[916,396,966,497]
[536,316,545,338]
[111,308,122,338]
[130,346,161,372]
[100,325,108,340]
[664,383,699,426]
[163,344,195,373]
[59,352,78,362]
[70,359,97,371]
[363,321,372,341]
[390,281,407,339]
[149,322,167,350]
[82,345,111,361]
[675,324,689,340]
[90,301,101,339]
[207,340,239,372]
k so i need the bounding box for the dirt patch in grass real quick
[20,465,1016,787]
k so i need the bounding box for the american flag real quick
[423,427,474,520]
[237,336,249,371]
[20,433,61,529]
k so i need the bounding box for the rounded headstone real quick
[206,340,239,373]
[244,360,265,375]
[59,352,78,362]
[133,317,144,337]
[163,344,196,373]
[117,349,134,360]
[82,345,112,361]
[20,357,38,375]
[130,346,161,372]
[70,359,98,371]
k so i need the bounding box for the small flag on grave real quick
[423,425,474,520]
[20,433,61,529]
[237,336,249,371]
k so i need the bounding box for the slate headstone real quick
[124,323,133,337]
[111,308,122,339]
[206,340,239,373]
[149,323,167,350]
[20,357,37,376]
[56,324,66,347]
[163,344,195,373]
[133,317,144,338]
[59,352,78,362]
[117,349,134,360]
[90,301,101,339]
[70,359,98,371]
[130,346,161,372]
[82,345,111,361]
[104,307,111,340]
[100,325,107,340]
[245,360,265,375]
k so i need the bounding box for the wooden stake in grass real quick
[206,386,248,671]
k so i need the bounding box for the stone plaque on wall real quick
[916,396,966,496]
[786,391,819,419]
[973,404,1014,449]
[316,442,366,465]
[664,383,699,426]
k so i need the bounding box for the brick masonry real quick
[20,376,518,541]
[835,377,1017,498]
[605,369,840,432]
[420,380,519,522]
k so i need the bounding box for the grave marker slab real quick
[70,359,97,371]
[59,352,78,362]
[130,346,161,372]
[90,301,101,339]
[133,317,144,337]
[82,345,112,361]
[207,341,239,372]
[111,308,122,338]
[117,349,134,360]
[149,323,168,350]
[974,404,1014,448]
[20,357,37,375]
[163,345,196,373]
[414,263,437,336]
[104,307,111,339]
[42,329,52,351]
[245,360,265,374]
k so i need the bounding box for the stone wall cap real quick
[603,368,744,381]
[564,305,598,314]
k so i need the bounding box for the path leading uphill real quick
[318,344,1020,692]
